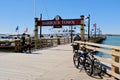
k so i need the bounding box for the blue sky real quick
[0,0,120,35]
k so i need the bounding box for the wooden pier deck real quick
[0,44,111,80]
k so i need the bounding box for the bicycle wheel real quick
[78,54,84,69]
[23,44,27,53]
[73,53,79,68]
[83,55,93,76]
[93,58,102,75]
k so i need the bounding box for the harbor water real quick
[96,36,120,58]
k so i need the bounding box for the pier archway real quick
[34,15,85,48]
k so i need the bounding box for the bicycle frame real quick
[73,41,93,76]
[73,40,102,76]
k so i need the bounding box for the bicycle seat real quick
[90,50,96,55]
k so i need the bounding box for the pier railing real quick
[0,40,15,52]
[0,37,71,52]
[34,37,71,49]
[74,41,120,79]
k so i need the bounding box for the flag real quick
[85,14,90,20]
[93,23,96,27]
[40,14,42,21]
[24,28,28,33]
[16,26,19,32]
[39,14,42,25]
[85,16,89,22]
[86,16,89,19]
[91,29,94,31]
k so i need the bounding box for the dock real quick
[0,44,111,80]
[88,36,107,43]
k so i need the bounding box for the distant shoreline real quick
[105,34,120,36]
[1,33,120,37]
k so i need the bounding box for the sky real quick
[0,0,120,35]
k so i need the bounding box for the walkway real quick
[0,44,111,80]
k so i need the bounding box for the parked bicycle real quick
[72,41,102,76]
[21,44,27,53]
[21,43,32,53]
[88,50,102,76]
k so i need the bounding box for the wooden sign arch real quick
[34,15,85,48]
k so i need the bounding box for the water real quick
[96,36,120,58]
[102,36,120,46]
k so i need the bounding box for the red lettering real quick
[37,19,81,26]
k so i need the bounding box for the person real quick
[26,34,31,53]
[50,35,53,38]
[73,33,81,41]
[20,33,26,52]
[73,33,81,52]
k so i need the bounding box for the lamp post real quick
[88,14,90,40]
[40,14,42,38]
[71,26,73,43]
[94,24,96,38]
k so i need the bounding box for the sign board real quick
[36,15,81,28]
[37,19,81,27]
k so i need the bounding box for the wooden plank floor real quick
[0,44,112,80]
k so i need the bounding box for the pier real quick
[0,44,113,80]
[88,36,107,43]
[0,14,118,80]
[0,0,120,79]
[0,36,120,79]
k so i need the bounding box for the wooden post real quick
[112,49,119,74]
[80,15,85,41]
[15,40,17,52]
[57,37,60,45]
[46,39,48,47]
[34,18,38,49]
[18,40,21,52]
[51,38,53,46]
[15,40,21,52]
[64,37,66,44]
[67,37,69,43]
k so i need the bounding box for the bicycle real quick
[21,44,27,53]
[21,44,32,53]
[72,41,93,76]
[89,50,102,76]
[72,41,102,76]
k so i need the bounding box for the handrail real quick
[74,41,120,79]
[0,37,71,52]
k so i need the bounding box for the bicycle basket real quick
[72,45,79,50]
